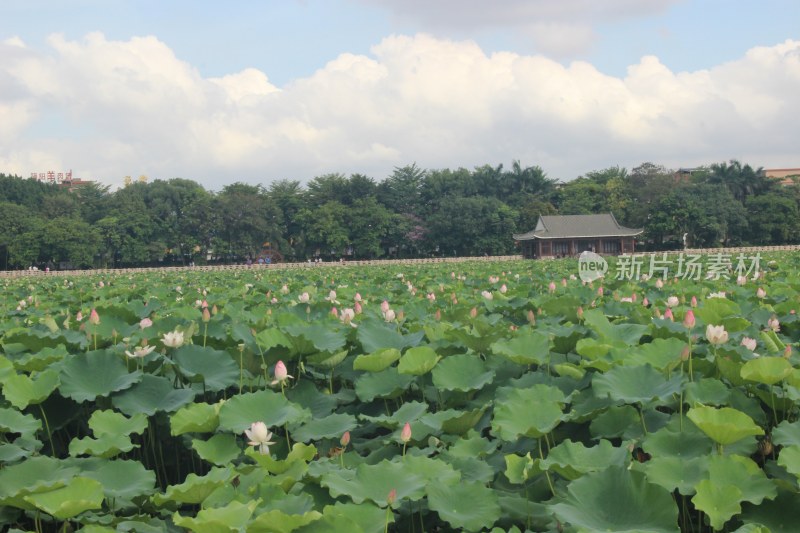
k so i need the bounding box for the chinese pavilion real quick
[514,213,643,259]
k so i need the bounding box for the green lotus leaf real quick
[0,436,42,462]
[1,369,59,409]
[582,309,648,346]
[218,389,310,433]
[694,298,741,326]
[397,346,440,375]
[354,367,414,402]
[283,323,348,353]
[492,384,565,440]
[291,413,357,443]
[740,491,800,532]
[685,378,731,406]
[360,401,428,429]
[420,407,487,435]
[431,353,494,392]
[173,499,258,533]
[112,374,196,416]
[0,455,78,510]
[254,328,293,352]
[445,455,495,483]
[313,502,386,533]
[357,321,409,352]
[352,348,401,372]
[540,439,630,480]
[773,420,800,447]
[504,453,535,484]
[306,349,348,369]
[426,480,501,532]
[172,345,240,391]
[192,434,241,466]
[759,329,785,354]
[490,330,550,365]
[707,454,776,505]
[777,445,800,478]
[0,353,15,380]
[644,456,709,494]
[320,460,427,507]
[170,401,222,435]
[592,364,684,404]
[89,409,148,437]
[247,509,323,533]
[692,480,742,531]
[246,442,316,475]
[687,406,764,446]
[13,345,69,372]
[740,356,793,385]
[23,476,104,520]
[550,466,679,533]
[402,455,461,486]
[0,406,42,438]
[285,380,339,418]
[78,459,157,504]
[642,418,714,459]
[152,467,232,506]
[69,433,136,458]
[58,350,142,403]
[623,337,687,372]
[293,513,364,533]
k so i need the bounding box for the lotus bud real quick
[354,301,363,314]
[768,316,780,332]
[655,279,664,289]
[756,287,766,299]
[400,422,412,443]
[89,309,101,325]
[632,293,637,302]
[741,337,757,351]
[691,296,698,307]
[527,309,535,324]
[642,297,649,307]
[434,309,441,321]
[387,488,397,505]
[202,307,211,322]
[341,431,350,447]
[499,284,507,293]
[381,300,390,314]
[561,278,567,287]
[577,306,584,320]
[331,307,339,318]
[548,281,556,293]
[384,309,396,322]
[785,345,793,359]
[654,308,662,318]
[470,307,478,318]
[664,308,674,321]
[396,311,405,321]
[212,305,218,315]
[597,286,604,296]
[140,317,153,329]
[683,310,696,329]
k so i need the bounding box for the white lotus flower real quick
[244,422,276,455]
[125,345,156,359]
[162,330,185,348]
[706,324,729,345]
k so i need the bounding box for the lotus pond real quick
[3,255,800,532]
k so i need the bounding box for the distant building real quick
[514,213,643,259]
[30,170,93,191]
[763,168,800,186]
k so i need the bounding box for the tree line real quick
[0,159,796,269]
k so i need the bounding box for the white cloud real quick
[0,32,798,188]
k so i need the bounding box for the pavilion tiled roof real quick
[513,213,643,241]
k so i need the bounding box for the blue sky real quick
[1,0,798,188]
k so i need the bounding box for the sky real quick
[1,0,798,190]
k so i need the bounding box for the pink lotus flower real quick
[400,422,412,443]
[756,287,766,299]
[768,316,780,332]
[683,310,696,328]
[271,297,278,304]
[139,317,153,329]
[737,275,747,286]
[741,337,757,351]
[481,290,493,300]
[298,292,310,303]
[666,296,679,308]
[340,308,356,325]
[354,292,362,302]
[381,300,390,314]
[655,279,664,289]
[271,360,293,385]
[426,293,436,302]
[499,284,507,294]
[89,309,101,325]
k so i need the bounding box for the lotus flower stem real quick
[538,438,555,496]
[38,404,55,457]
